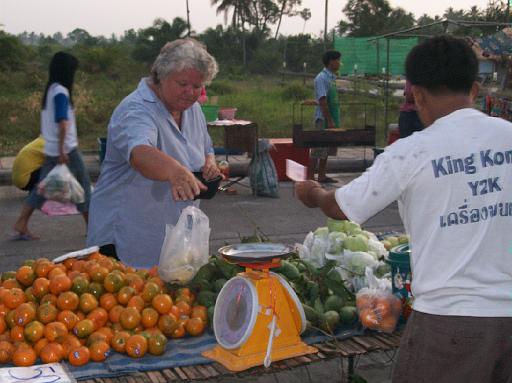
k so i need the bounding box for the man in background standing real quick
[308,50,341,183]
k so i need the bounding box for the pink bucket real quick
[218,107,237,120]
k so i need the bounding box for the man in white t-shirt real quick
[296,36,512,382]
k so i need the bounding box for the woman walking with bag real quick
[12,52,91,240]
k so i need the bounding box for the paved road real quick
[0,173,403,270]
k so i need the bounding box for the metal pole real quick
[324,0,328,45]
[384,38,390,143]
[186,0,191,37]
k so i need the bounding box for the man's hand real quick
[295,180,322,208]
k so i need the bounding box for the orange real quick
[176,301,192,317]
[71,276,90,296]
[120,307,141,330]
[13,302,36,326]
[141,282,160,303]
[171,324,186,339]
[99,293,117,311]
[4,310,16,329]
[16,265,36,287]
[170,305,181,318]
[73,319,94,339]
[108,305,124,323]
[359,308,379,329]
[186,317,206,337]
[79,293,99,313]
[95,327,114,344]
[47,265,66,280]
[12,343,36,366]
[86,331,107,347]
[23,320,45,343]
[191,305,208,323]
[71,259,86,273]
[0,304,7,318]
[33,337,49,356]
[40,342,64,363]
[37,302,59,324]
[4,288,26,309]
[61,334,81,359]
[157,313,178,337]
[148,276,164,289]
[10,325,25,342]
[89,340,110,362]
[125,334,147,358]
[87,307,108,330]
[0,340,14,363]
[148,332,167,356]
[49,274,72,295]
[87,282,104,300]
[356,294,373,311]
[34,260,53,278]
[2,278,22,289]
[97,257,114,271]
[44,321,68,343]
[152,294,173,315]
[374,297,393,319]
[57,310,80,331]
[110,331,130,353]
[103,272,125,293]
[141,308,159,329]
[57,291,80,311]
[0,316,6,334]
[63,258,76,270]
[127,295,145,312]
[40,293,58,306]
[125,273,144,292]
[23,287,38,304]
[32,277,50,298]
[117,286,136,305]
[68,345,90,366]
[89,265,109,283]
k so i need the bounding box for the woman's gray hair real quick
[151,38,218,85]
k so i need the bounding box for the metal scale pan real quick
[218,243,295,264]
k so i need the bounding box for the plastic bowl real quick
[193,172,222,200]
[218,107,237,120]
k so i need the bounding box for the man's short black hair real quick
[322,50,341,66]
[405,35,478,94]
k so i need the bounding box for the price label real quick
[285,159,307,182]
[0,363,74,383]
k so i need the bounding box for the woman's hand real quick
[168,165,206,201]
[58,152,69,164]
[201,155,221,180]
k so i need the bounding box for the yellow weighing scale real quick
[202,243,317,371]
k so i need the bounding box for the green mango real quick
[339,306,358,325]
[302,304,320,326]
[324,295,344,312]
[320,310,340,332]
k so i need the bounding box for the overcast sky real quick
[1,0,492,38]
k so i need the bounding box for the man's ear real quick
[411,85,424,107]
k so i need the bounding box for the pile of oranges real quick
[0,252,208,367]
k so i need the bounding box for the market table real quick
[207,120,258,160]
[76,330,402,383]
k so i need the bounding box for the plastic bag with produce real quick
[37,164,85,204]
[356,268,401,333]
[158,206,211,285]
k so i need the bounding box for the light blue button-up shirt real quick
[314,68,336,121]
[87,78,214,268]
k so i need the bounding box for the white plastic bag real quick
[158,206,211,285]
[37,164,85,204]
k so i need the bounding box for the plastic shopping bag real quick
[37,164,85,204]
[158,206,211,285]
[248,139,279,198]
[356,268,401,333]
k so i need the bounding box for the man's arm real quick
[295,180,346,220]
[318,96,335,129]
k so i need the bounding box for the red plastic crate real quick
[269,138,310,181]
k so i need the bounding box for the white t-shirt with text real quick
[336,108,512,317]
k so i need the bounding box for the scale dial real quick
[213,276,259,350]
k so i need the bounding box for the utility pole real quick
[186,0,191,37]
[324,0,328,45]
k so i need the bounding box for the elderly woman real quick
[86,39,221,268]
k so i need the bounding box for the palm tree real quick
[274,0,302,39]
[299,8,311,34]
[211,0,245,30]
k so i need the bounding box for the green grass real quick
[0,73,399,155]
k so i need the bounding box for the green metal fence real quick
[334,37,418,76]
